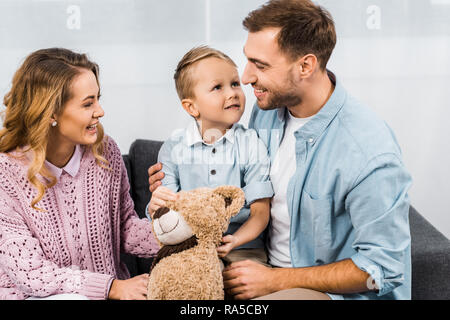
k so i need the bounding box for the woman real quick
[0,48,159,300]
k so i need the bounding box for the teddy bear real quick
[147,185,245,300]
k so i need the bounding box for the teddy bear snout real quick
[153,209,194,245]
[158,210,180,233]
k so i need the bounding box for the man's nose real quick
[241,63,256,85]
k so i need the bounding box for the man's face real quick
[242,27,302,110]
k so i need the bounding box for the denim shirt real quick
[248,72,412,300]
[154,121,274,249]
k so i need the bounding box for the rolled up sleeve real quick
[346,153,412,297]
[242,130,274,204]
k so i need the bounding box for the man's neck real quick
[288,70,335,118]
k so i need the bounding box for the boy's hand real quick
[148,186,178,217]
[148,162,164,193]
[217,235,237,258]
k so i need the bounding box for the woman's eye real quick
[213,85,221,91]
[83,102,93,108]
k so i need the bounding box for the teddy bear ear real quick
[213,186,245,218]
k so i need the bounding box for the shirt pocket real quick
[301,190,334,248]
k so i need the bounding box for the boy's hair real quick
[243,0,336,70]
[174,46,237,100]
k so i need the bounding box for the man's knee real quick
[253,288,331,300]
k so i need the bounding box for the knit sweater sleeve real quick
[0,195,114,300]
[107,138,160,258]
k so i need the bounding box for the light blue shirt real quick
[248,72,412,300]
[153,121,274,249]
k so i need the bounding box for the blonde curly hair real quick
[0,48,108,210]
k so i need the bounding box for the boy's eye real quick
[231,82,240,87]
[213,84,221,91]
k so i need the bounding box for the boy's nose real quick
[226,86,239,99]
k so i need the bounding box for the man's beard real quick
[256,74,302,110]
[268,90,302,110]
[257,87,302,110]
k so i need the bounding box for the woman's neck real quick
[46,140,76,168]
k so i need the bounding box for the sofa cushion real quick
[128,139,163,218]
[410,206,450,299]
[126,140,163,275]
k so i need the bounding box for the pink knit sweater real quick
[0,137,159,300]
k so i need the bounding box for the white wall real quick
[1,0,449,239]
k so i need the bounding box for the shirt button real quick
[308,138,314,143]
[211,169,216,175]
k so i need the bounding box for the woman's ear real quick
[181,99,200,119]
[50,116,58,127]
[213,186,245,219]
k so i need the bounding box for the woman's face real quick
[53,69,104,147]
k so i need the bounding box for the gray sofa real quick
[122,139,450,300]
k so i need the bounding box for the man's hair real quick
[243,0,336,70]
[174,46,237,100]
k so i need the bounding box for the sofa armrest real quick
[410,206,450,299]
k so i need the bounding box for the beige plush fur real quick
[147,185,245,300]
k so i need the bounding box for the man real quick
[148,0,412,300]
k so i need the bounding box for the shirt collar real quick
[277,70,345,145]
[44,144,83,180]
[185,119,236,147]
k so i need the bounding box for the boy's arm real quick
[156,139,181,192]
[227,198,270,247]
[241,130,274,206]
[218,130,273,256]
[146,139,181,219]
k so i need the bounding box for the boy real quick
[147,46,273,266]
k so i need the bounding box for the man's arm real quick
[223,258,373,300]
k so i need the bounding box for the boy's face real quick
[187,57,245,133]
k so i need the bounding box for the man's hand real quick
[148,162,164,193]
[222,260,280,300]
[223,258,373,300]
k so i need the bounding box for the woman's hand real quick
[108,274,149,300]
[148,186,178,217]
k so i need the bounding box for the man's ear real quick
[298,54,317,79]
[181,99,200,119]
